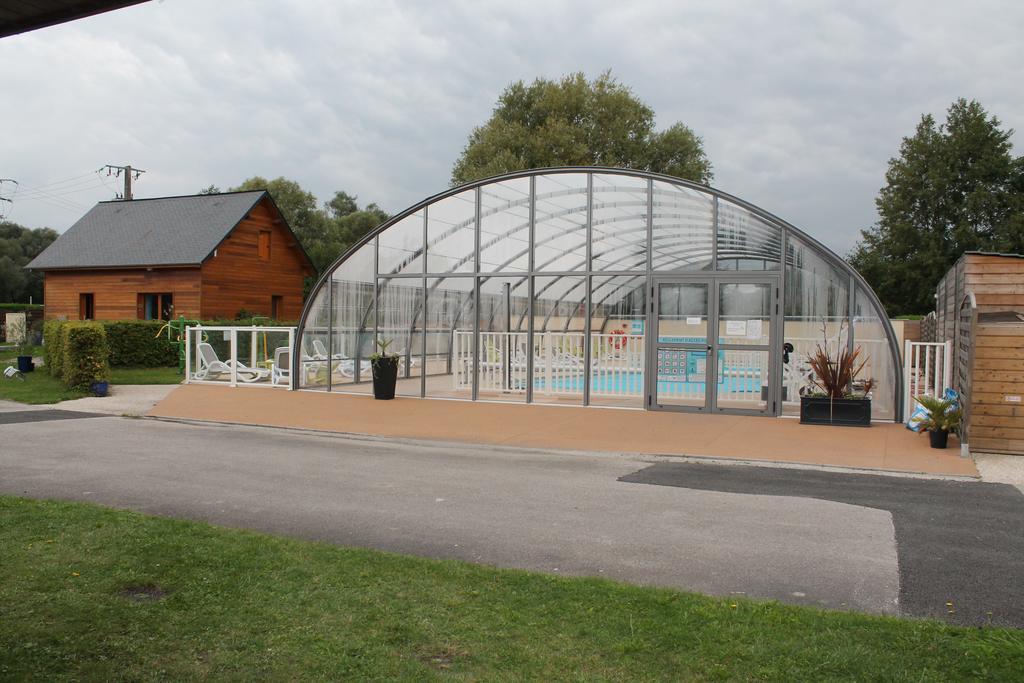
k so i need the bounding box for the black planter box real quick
[799,396,871,427]
[371,357,398,400]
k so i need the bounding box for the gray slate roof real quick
[27,191,268,269]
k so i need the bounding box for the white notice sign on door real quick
[725,320,747,337]
[746,319,763,340]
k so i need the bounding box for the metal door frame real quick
[647,273,781,416]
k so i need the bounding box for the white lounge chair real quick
[311,338,371,378]
[194,342,270,383]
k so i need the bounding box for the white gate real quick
[903,340,952,419]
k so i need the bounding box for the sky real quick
[1,0,1022,256]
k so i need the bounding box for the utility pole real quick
[102,164,146,200]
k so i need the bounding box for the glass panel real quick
[783,234,851,414]
[377,211,424,276]
[718,283,771,346]
[716,349,770,411]
[716,200,782,271]
[377,278,424,396]
[479,178,531,272]
[330,242,375,388]
[533,173,589,272]
[657,283,708,344]
[590,275,646,407]
[298,286,330,389]
[853,287,895,420]
[427,190,476,274]
[532,275,586,404]
[591,174,649,271]
[477,276,530,402]
[651,181,714,271]
[655,348,707,407]
[426,277,475,399]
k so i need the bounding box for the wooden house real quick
[933,253,1024,455]
[27,191,315,321]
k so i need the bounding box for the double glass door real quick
[648,277,778,415]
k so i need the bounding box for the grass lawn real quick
[0,366,181,404]
[109,366,184,385]
[0,369,86,403]
[1,497,1021,681]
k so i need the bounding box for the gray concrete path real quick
[56,384,178,416]
[0,415,899,616]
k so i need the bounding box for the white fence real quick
[903,340,952,419]
[185,326,296,389]
[456,329,894,407]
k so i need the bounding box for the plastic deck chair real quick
[194,342,269,383]
[311,338,371,378]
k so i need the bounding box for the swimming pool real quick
[533,371,763,394]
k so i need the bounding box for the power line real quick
[102,163,146,200]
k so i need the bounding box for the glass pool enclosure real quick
[295,168,902,420]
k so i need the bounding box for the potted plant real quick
[912,394,962,449]
[799,321,873,427]
[15,339,35,373]
[370,337,399,400]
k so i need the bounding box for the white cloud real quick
[1,0,1022,258]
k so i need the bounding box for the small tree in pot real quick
[370,337,399,400]
[799,320,874,426]
[913,394,962,449]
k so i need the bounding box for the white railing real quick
[455,330,771,402]
[903,340,952,419]
[185,326,295,389]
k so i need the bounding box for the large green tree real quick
[451,72,713,185]
[851,99,1024,315]
[223,178,388,274]
[1,221,57,303]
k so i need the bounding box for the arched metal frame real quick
[294,167,904,421]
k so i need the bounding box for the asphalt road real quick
[622,461,1024,628]
[1,408,1021,626]
[1,411,898,615]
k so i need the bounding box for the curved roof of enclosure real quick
[297,167,902,418]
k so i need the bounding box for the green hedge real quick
[43,320,66,377]
[104,321,179,367]
[62,322,110,390]
[0,303,44,312]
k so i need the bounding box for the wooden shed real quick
[933,253,1024,455]
[27,191,315,322]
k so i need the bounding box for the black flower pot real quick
[928,428,949,449]
[371,357,398,400]
[16,355,34,373]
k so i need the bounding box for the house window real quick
[138,293,174,320]
[271,295,283,320]
[79,293,94,320]
[258,231,271,261]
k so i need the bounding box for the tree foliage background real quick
[451,72,713,185]
[224,177,389,274]
[851,99,1024,315]
[0,221,58,303]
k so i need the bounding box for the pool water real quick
[534,371,763,394]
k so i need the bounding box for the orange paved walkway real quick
[149,385,979,477]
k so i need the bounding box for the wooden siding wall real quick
[969,324,1024,455]
[935,254,1024,341]
[200,199,311,320]
[42,268,202,320]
